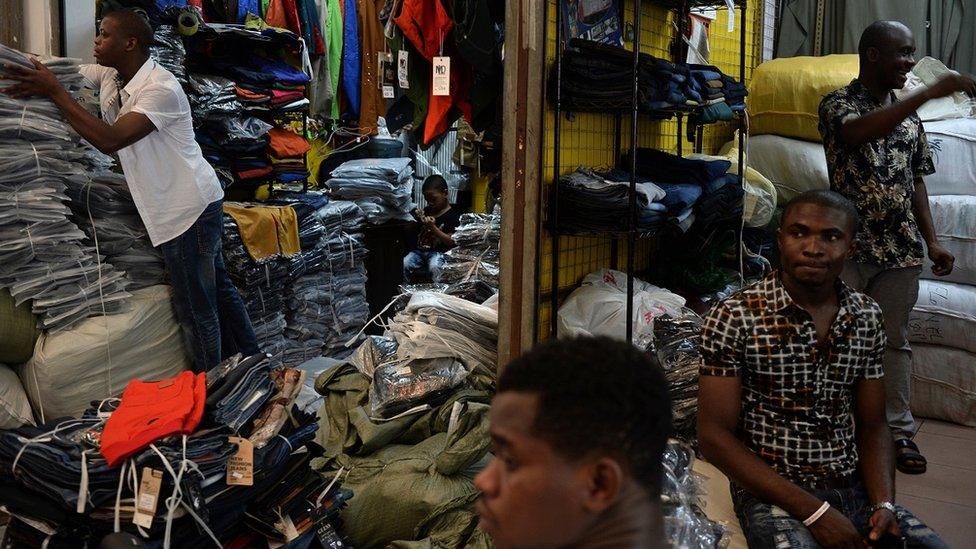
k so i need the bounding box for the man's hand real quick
[1,59,65,99]
[868,509,901,542]
[808,507,868,548]
[422,216,437,228]
[925,73,976,100]
[928,243,955,276]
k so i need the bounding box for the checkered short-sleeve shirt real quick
[699,272,886,487]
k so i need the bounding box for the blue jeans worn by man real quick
[403,250,446,283]
[160,201,258,372]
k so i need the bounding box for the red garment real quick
[265,0,302,36]
[100,371,206,467]
[236,166,275,180]
[394,0,472,144]
[267,127,312,157]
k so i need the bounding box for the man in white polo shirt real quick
[2,8,258,372]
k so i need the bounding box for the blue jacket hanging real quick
[237,0,260,21]
[342,0,361,115]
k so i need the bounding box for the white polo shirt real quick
[80,59,223,246]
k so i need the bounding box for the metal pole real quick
[738,0,748,280]
[627,0,643,345]
[550,0,564,339]
[612,113,622,270]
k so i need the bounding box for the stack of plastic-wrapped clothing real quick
[0,354,347,548]
[441,205,502,292]
[315,201,371,358]
[63,171,167,290]
[0,45,132,331]
[327,158,415,224]
[197,116,273,189]
[222,213,290,365]
[185,73,242,124]
[651,309,704,443]
[150,25,187,85]
[662,441,729,548]
[556,169,668,234]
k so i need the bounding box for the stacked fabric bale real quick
[63,171,167,290]
[197,116,274,189]
[0,46,132,332]
[442,206,502,292]
[555,169,669,234]
[0,353,337,547]
[316,201,370,358]
[327,158,415,225]
[267,127,311,188]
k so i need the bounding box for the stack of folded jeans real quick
[327,158,416,225]
[0,45,132,331]
[632,147,731,187]
[64,171,168,289]
[697,174,745,227]
[555,168,668,234]
[558,39,696,114]
[0,351,331,548]
[442,206,502,294]
[222,214,290,365]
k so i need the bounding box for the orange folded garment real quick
[267,127,311,159]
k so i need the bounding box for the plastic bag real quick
[369,357,469,419]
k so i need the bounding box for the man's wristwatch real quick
[869,501,897,515]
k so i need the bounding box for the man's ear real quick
[580,457,625,514]
[867,46,880,63]
[125,37,139,53]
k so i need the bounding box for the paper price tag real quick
[133,468,162,529]
[226,437,254,486]
[383,85,395,99]
[397,50,410,89]
[432,56,451,96]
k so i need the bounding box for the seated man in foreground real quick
[698,190,946,548]
[476,336,671,548]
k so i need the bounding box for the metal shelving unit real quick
[546,0,749,343]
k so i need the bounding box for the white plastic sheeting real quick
[922,195,976,285]
[0,364,33,429]
[909,279,976,354]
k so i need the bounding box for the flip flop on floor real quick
[895,438,927,475]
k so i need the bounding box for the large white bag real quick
[746,135,829,206]
[895,57,976,122]
[557,269,686,347]
[0,364,33,429]
[19,285,190,422]
[921,195,976,285]
[909,280,976,353]
[911,344,976,427]
[924,119,976,196]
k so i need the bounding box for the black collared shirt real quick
[700,272,886,487]
[819,79,936,268]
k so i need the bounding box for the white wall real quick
[63,0,96,63]
[21,0,54,56]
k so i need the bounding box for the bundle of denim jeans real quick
[555,168,668,234]
[696,173,745,227]
[0,46,133,332]
[327,158,416,225]
[442,206,502,293]
[0,351,328,548]
[63,171,168,290]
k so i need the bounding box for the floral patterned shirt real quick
[819,79,936,268]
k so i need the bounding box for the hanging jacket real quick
[326,0,344,120]
[358,0,388,134]
[266,0,303,36]
[237,0,260,21]
[342,0,362,115]
[298,0,327,56]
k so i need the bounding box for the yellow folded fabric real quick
[223,204,301,262]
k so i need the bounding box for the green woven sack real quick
[0,290,39,365]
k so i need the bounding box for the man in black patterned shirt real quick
[699,191,946,549]
[819,21,975,475]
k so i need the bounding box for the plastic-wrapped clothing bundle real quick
[651,309,704,441]
[63,171,167,290]
[185,73,242,122]
[441,206,502,294]
[662,441,729,548]
[369,356,469,419]
[150,25,187,84]
[0,46,132,331]
[327,157,416,224]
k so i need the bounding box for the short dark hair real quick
[858,20,911,58]
[782,189,859,234]
[498,336,672,496]
[422,174,449,194]
[104,8,154,56]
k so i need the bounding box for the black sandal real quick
[895,438,927,475]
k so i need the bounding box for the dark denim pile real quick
[222,213,290,366]
[0,45,132,331]
[327,158,416,225]
[557,39,747,116]
[442,207,502,293]
[555,168,668,234]
[0,353,347,549]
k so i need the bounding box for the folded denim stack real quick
[327,158,416,225]
[222,214,290,364]
[0,46,132,331]
[555,168,668,234]
[442,206,502,294]
[559,39,696,115]
[0,351,331,548]
[688,64,747,114]
[64,171,168,290]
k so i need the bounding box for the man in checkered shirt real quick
[698,191,945,548]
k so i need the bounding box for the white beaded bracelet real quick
[803,501,831,527]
